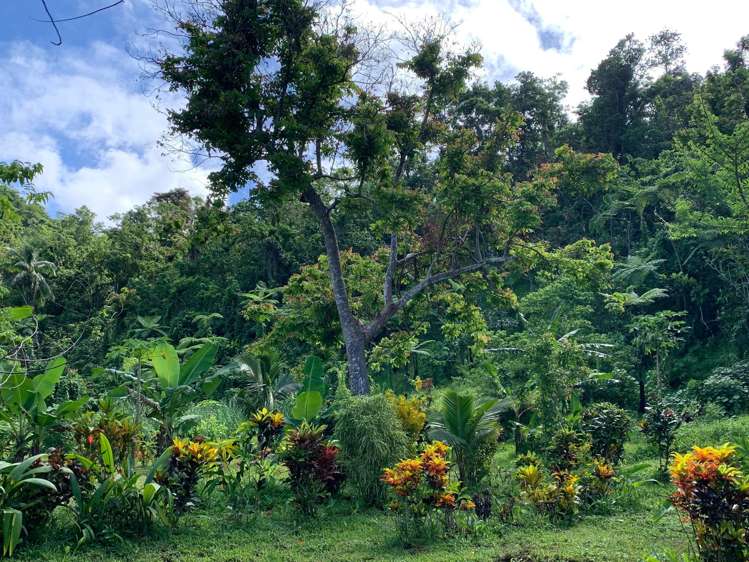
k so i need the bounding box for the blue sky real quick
[2,1,749,222]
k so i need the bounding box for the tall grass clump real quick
[333,393,408,507]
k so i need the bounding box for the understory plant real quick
[545,427,592,472]
[384,390,427,443]
[0,454,58,557]
[208,408,287,513]
[515,461,582,523]
[670,444,749,562]
[68,434,171,546]
[279,422,343,516]
[641,401,685,474]
[14,449,89,542]
[382,441,475,545]
[428,390,503,491]
[154,437,218,514]
[581,401,631,464]
[333,394,408,506]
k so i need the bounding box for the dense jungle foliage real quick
[1,2,749,561]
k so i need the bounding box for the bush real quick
[237,407,286,454]
[280,422,344,516]
[385,390,427,442]
[155,437,219,513]
[640,401,685,474]
[382,441,475,545]
[670,444,749,561]
[674,416,749,452]
[333,394,408,506]
[17,450,90,540]
[581,402,631,464]
[66,435,172,545]
[699,361,749,415]
[186,400,245,441]
[516,462,581,523]
[545,427,591,472]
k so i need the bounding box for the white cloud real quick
[0,41,209,222]
[350,0,749,108]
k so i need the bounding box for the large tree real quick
[157,1,548,393]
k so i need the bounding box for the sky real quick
[1,0,749,222]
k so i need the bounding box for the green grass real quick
[15,455,689,562]
[17,499,686,562]
[674,414,749,452]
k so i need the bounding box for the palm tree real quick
[612,255,665,286]
[428,390,508,489]
[9,244,56,308]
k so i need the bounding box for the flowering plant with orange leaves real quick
[237,408,286,455]
[669,443,749,561]
[516,461,582,521]
[382,441,474,544]
[155,437,220,513]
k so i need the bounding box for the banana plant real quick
[0,454,58,557]
[291,356,326,422]
[0,357,87,459]
[147,342,218,449]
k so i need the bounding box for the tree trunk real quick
[303,187,370,395]
[638,377,646,413]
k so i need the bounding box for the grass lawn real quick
[16,480,687,562]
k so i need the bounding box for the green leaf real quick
[2,509,22,557]
[0,370,33,413]
[2,306,33,321]
[32,357,66,402]
[291,390,323,421]
[142,482,161,505]
[99,433,115,474]
[200,374,222,396]
[107,384,129,398]
[55,397,89,418]
[9,454,45,481]
[179,342,217,386]
[17,477,58,492]
[151,342,180,389]
[300,355,325,396]
[146,447,174,484]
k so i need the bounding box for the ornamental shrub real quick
[641,401,684,474]
[237,407,286,455]
[545,427,591,472]
[670,444,749,561]
[581,402,631,464]
[279,422,344,516]
[333,394,408,506]
[155,437,219,513]
[385,390,427,442]
[382,441,475,545]
[515,462,582,522]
